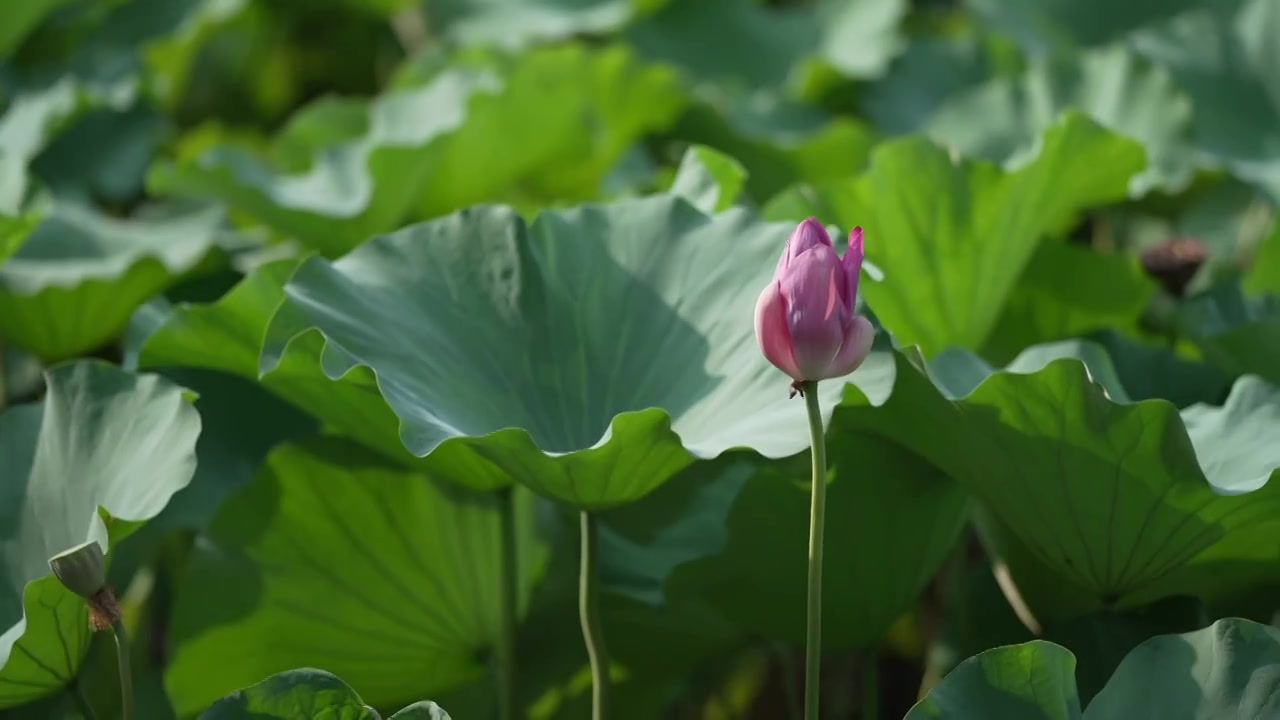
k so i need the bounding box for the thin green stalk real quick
[579,511,610,720]
[496,487,519,720]
[801,380,827,720]
[111,620,133,720]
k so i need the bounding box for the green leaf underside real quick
[764,112,1146,355]
[906,640,1082,719]
[910,618,1280,718]
[199,668,376,720]
[0,201,224,361]
[165,439,547,716]
[151,44,686,257]
[852,340,1280,613]
[0,361,202,707]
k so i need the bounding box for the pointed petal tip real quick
[794,217,833,248]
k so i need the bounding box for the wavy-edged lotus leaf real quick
[0,0,76,56]
[1178,281,1280,387]
[0,201,226,361]
[199,667,453,720]
[983,242,1157,365]
[151,44,685,257]
[626,0,906,90]
[257,194,885,507]
[919,45,1196,196]
[764,112,1145,355]
[912,618,1280,718]
[165,439,547,716]
[847,339,1280,620]
[1085,617,1280,718]
[132,256,443,480]
[668,144,747,214]
[0,75,139,214]
[860,32,996,136]
[670,93,879,202]
[1132,0,1280,203]
[942,340,1280,609]
[426,0,636,50]
[602,346,969,647]
[200,668,377,720]
[906,640,1081,719]
[0,361,201,707]
[1087,329,1230,410]
[969,0,1203,55]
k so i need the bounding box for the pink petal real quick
[842,226,865,311]
[822,315,876,380]
[780,248,845,380]
[755,280,803,380]
[778,217,833,273]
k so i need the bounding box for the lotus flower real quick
[755,218,875,389]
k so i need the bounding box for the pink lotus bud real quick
[755,218,875,387]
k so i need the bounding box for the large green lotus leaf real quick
[1085,617,1280,718]
[1177,281,1280,387]
[0,361,201,707]
[671,93,878,202]
[0,76,139,214]
[764,112,1145,355]
[425,0,640,49]
[151,44,685,257]
[861,31,999,136]
[258,195,882,508]
[0,0,75,56]
[201,668,378,720]
[901,341,1280,613]
[603,347,969,647]
[667,144,747,214]
[0,201,226,361]
[969,0,1203,55]
[138,368,317,531]
[132,257,458,481]
[1244,220,1280,296]
[165,439,548,716]
[148,68,498,257]
[919,45,1196,196]
[1132,0,1280,203]
[982,242,1157,365]
[905,640,1081,719]
[1087,330,1230,410]
[199,667,454,720]
[626,0,905,91]
[911,618,1280,718]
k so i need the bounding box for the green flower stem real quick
[497,487,519,720]
[801,380,826,720]
[579,510,610,720]
[111,619,133,720]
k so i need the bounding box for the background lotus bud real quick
[755,218,875,386]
